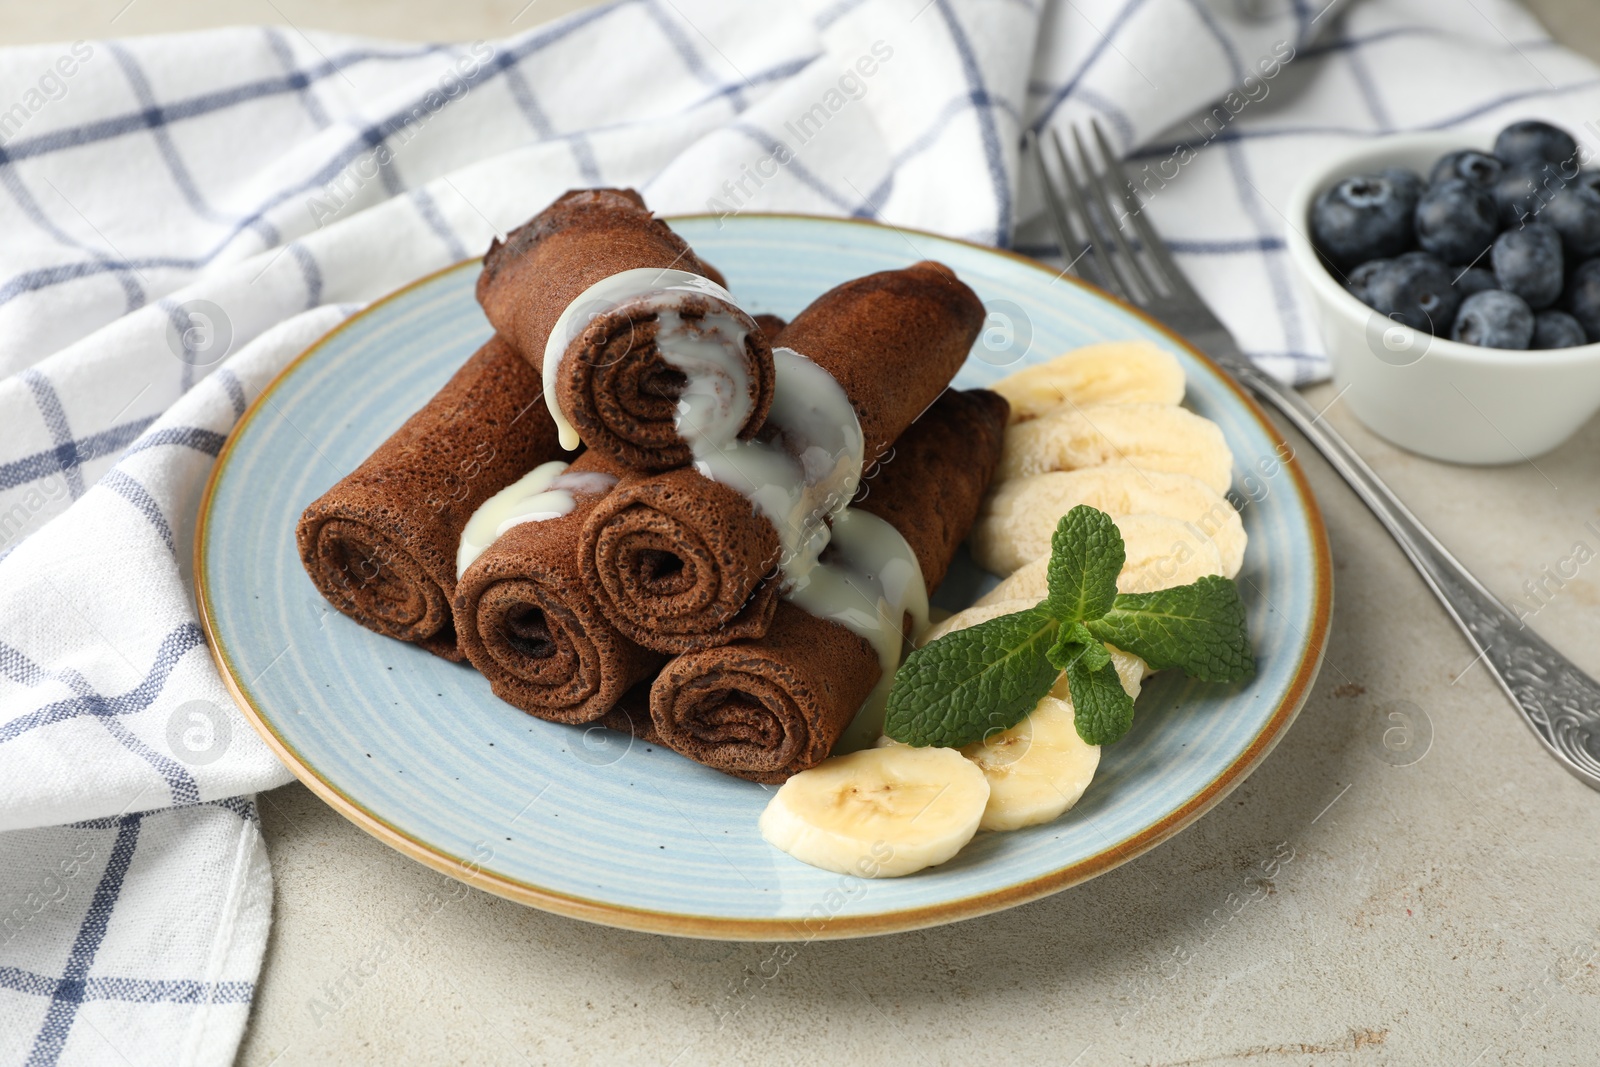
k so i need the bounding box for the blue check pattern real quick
[2,0,1598,1062]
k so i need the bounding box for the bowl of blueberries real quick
[1286,119,1600,464]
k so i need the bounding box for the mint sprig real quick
[1086,576,1253,682]
[883,506,1255,749]
[1045,505,1123,622]
[883,607,1062,748]
[1063,651,1135,745]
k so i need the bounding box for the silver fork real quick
[1028,120,1600,793]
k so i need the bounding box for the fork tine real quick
[1025,130,1083,279]
[1072,125,1159,303]
[1046,130,1127,301]
[1025,130,1107,291]
[1089,119,1205,305]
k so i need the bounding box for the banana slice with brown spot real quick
[759,747,990,877]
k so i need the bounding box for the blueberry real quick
[1494,120,1579,169]
[1532,309,1588,348]
[1493,163,1567,228]
[1429,149,1503,190]
[1365,252,1461,333]
[1311,173,1419,269]
[1542,173,1600,259]
[1381,166,1427,205]
[1564,258,1600,341]
[1415,178,1500,264]
[1452,289,1535,348]
[1492,223,1564,309]
[1454,267,1499,298]
[1346,258,1391,305]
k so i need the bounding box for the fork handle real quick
[1219,351,1600,790]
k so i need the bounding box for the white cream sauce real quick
[455,461,618,578]
[683,347,864,586]
[541,267,749,451]
[788,508,930,753]
[525,269,932,751]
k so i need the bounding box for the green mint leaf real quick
[1085,575,1255,682]
[1067,653,1136,745]
[884,607,1062,748]
[1045,506,1124,623]
[1047,622,1109,672]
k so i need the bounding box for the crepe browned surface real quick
[594,683,660,744]
[451,452,664,723]
[850,388,1011,591]
[776,260,984,460]
[649,388,1010,782]
[578,261,985,655]
[752,313,786,343]
[477,187,772,471]
[295,336,562,661]
[579,469,783,655]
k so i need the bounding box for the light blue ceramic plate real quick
[197,215,1331,939]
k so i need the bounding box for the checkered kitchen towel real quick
[3,0,1599,1062]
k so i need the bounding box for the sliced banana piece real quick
[962,696,1100,831]
[998,403,1233,494]
[991,341,1186,423]
[973,466,1245,578]
[1114,515,1229,593]
[975,514,1225,606]
[972,558,1048,607]
[759,746,990,878]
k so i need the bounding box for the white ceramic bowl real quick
[1285,131,1600,464]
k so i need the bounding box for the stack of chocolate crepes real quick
[296,188,1009,783]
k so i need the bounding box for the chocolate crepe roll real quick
[579,261,986,654]
[452,452,664,723]
[648,388,1010,783]
[752,313,787,343]
[773,261,985,459]
[594,683,661,744]
[477,187,773,470]
[296,336,562,661]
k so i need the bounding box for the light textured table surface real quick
[7,2,1600,1066]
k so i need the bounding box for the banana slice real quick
[918,598,1150,699]
[973,467,1245,578]
[962,696,1100,831]
[975,514,1225,606]
[991,341,1185,424]
[759,747,990,878]
[998,403,1233,494]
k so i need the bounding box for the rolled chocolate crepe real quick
[752,313,787,343]
[595,683,661,744]
[477,187,773,471]
[452,452,664,723]
[648,388,1010,783]
[580,261,986,654]
[296,336,562,661]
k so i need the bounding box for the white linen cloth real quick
[2,0,1598,1061]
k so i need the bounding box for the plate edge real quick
[192,214,1335,940]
